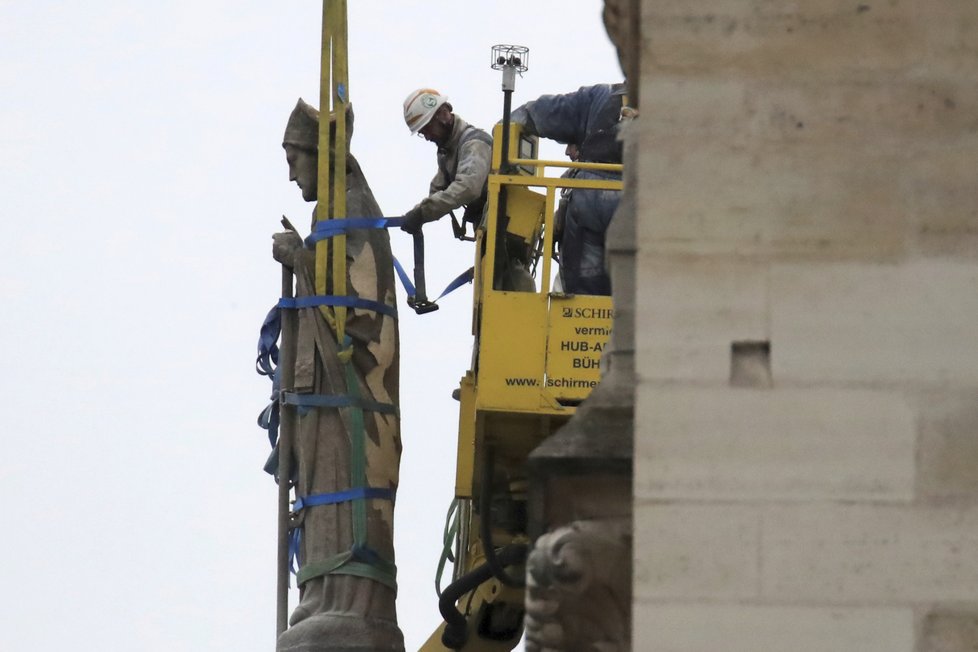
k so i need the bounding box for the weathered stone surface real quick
[920,611,978,652]
[916,2,978,74]
[633,604,914,652]
[602,0,641,105]
[630,0,978,649]
[637,140,910,260]
[635,386,916,502]
[635,258,768,383]
[909,145,978,258]
[762,504,978,602]
[770,261,978,384]
[643,77,978,148]
[633,503,760,600]
[641,1,922,76]
[917,391,978,502]
[636,502,978,605]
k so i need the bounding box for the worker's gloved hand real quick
[272,230,304,268]
[400,207,425,235]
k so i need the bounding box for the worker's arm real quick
[511,84,607,146]
[416,139,491,221]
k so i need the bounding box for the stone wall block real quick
[643,77,978,149]
[641,0,920,76]
[771,261,978,384]
[636,141,909,260]
[633,503,759,600]
[635,386,916,502]
[632,604,914,652]
[635,258,768,382]
[909,145,978,259]
[762,504,978,602]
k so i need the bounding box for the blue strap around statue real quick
[304,216,407,246]
[278,294,397,319]
[292,486,396,513]
[288,487,397,577]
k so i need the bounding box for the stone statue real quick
[273,98,404,652]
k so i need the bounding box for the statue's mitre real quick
[283,98,319,150]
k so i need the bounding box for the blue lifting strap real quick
[278,295,397,319]
[435,266,474,301]
[298,215,473,312]
[391,256,416,297]
[256,304,281,377]
[304,216,407,246]
[287,527,302,576]
[256,303,284,452]
[288,487,397,576]
[293,486,396,513]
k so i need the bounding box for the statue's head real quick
[283,98,319,202]
[282,98,357,203]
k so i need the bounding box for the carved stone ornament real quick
[524,518,632,652]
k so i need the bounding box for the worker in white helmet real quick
[400,88,492,236]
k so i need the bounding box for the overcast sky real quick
[0,2,621,649]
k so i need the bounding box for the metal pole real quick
[276,264,297,637]
[499,89,513,173]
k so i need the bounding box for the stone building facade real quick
[627,1,978,650]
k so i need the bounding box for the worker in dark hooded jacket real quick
[510,83,629,296]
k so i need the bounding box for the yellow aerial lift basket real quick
[423,45,623,652]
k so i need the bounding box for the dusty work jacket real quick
[416,116,492,222]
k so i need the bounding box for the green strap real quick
[294,338,396,589]
[332,560,397,590]
[435,499,460,597]
[343,347,369,548]
[297,551,397,589]
[297,550,354,585]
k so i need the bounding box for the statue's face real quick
[285,145,318,202]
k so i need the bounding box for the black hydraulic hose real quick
[480,447,526,588]
[439,544,528,650]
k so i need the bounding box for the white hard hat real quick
[403,88,449,135]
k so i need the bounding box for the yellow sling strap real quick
[315,0,350,351]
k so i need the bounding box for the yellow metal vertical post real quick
[315,2,333,324]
